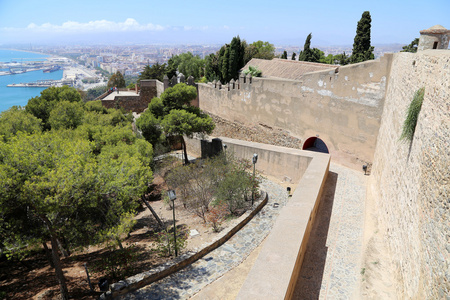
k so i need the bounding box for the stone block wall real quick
[369,50,449,298]
[140,80,158,105]
[101,96,148,113]
[198,54,393,165]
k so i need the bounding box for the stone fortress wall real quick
[197,48,449,298]
[368,50,449,299]
[198,53,393,165]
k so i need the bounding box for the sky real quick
[0,0,449,47]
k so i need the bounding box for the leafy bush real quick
[243,65,262,77]
[206,202,229,232]
[89,244,140,280]
[400,87,425,142]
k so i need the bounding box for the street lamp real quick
[167,189,178,257]
[252,153,258,205]
[223,144,227,163]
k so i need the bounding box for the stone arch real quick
[302,137,329,154]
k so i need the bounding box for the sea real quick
[0,49,64,113]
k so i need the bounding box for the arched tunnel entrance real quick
[302,137,329,154]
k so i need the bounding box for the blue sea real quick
[0,49,64,112]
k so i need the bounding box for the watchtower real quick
[418,25,450,51]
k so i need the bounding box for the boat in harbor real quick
[43,65,61,73]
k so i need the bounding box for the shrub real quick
[155,227,188,257]
[89,244,140,280]
[400,87,425,142]
[206,202,229,232]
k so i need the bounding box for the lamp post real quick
[252,153,258,205]
[223,144,227,163]
[168,189,178,257]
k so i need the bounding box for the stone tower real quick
[418,25,450,51]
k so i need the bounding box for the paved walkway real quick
[119,163,367,300]
[119,179,289,300]
[293,163,367,299]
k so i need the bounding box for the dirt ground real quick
[0,174,240,300]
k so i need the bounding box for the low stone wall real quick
[236,146,330,299]
[101,96,148,113]
[185,136,312,183]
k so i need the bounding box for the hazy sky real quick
[0,0,448,46]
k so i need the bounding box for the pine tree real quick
[349,11,374,63]
[401,38,419,53]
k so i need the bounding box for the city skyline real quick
[1,0,449,47]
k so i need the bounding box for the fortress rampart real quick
[198,54,393,165]
[197,50,449,298]
[369,50,449,299]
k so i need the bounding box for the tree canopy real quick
[25,86,82,130]
[349,11,374,63]
[245,40,276,62]
[298,33,327,63]
[401,38,419,53]
[107,71,126,88]
[139,62,167,82]
[1,85,153,299]
[137,83,214,164]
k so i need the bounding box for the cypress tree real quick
[298,33,312,62]
[291,52,296,60]
[350,11,374,63]
[281,50,287,59]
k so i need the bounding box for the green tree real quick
[166,56,179,79]
[177,52,206,80]
[162,109,215,164]
[85,85,107,101]
[137,83,214,163]
[245,40,275,62]
[281,51,288,59]
[107,71,126,88]
[136,112,164,146]
[349,11,375,63]
[298,33,326,63]
[401,38,419,53]
[139,63,167,82]
[291,52,296,60]
[0,131,151,299]
[48,101,84,130]
[0,106,42,141]
[204,53,220,82]
[25,86,82,130]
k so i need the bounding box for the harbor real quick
[7,78,72,88]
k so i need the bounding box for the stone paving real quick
[293,163,367,299]
[118,178,289,300]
